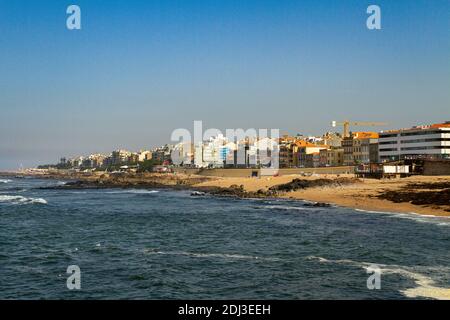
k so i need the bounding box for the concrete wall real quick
[173,166,355,177]
[423,160,450,176]
[278,166,355,175]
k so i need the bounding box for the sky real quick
[0,0,449,170]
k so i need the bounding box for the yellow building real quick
[343,132,379,165]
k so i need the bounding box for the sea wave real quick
[0,179,12,183]
[1,187,26,193]
[354,208,389,214]
[354,209,450,227]
[105,189,160,194]
[256,205,312,211]
[0,195,47,205]
[143,249,281,261]
[306,256,450,300]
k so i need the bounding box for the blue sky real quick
[0,0,449,169]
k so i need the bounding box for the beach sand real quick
[193,174,450,217]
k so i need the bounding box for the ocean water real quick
[0,177,449,300]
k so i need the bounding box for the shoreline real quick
[2,171,450,217]
[193,175,450,217]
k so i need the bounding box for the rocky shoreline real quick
[37,178,337,208]
[377,181,450,209]
[34,174,354,202]
[2,171,449,216]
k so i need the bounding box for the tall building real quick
[278,136,297,168]
[111,150,132,166]
[369,143,379,163]
[199,134,229,168]
[254,137,278,168]
[353,132,379,164]
[171,143,193,166]
[194,143,204,168]
[151,145,173,164]
[343,132,379,165]
[379,122,450,162]
[342,137,354,166]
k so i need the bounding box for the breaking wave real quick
[1,187,26,193]
[354,209,450,227]
[306,256,450,300]
[254,205,312,211]
[105,189,160,194]
[0,195,47,205]
[0,179,12,183]
[143,249,281,261]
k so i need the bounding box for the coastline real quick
[2,171,449,217]
[194,174,450,217]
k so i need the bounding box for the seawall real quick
[173,166,355,177]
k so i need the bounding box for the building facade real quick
[379,122,450,162]
[297,141,328,167]
[343,132,379,165]
[320,147,344,167]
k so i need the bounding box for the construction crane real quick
[331,120,388,138]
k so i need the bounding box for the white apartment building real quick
[379,122,450,162]
[194,143,204,168]
[196,134,229,168]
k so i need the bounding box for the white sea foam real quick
[143,249,281,261]
[105,189,160,194]
[354,208,389,214]
[306,256,450,300]
[0,179,12,183]
[259,205,312,211]
[354,208,450,227]
[0,195,47,205]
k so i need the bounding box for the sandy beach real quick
[193,174,450,217]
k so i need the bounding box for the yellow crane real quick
[331,120,388,138]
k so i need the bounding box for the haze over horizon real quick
[1,0,449,170]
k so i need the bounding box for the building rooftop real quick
[351,132,379,139]
[295,140,317,148]
[380,122,450,133]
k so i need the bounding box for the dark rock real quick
[269,178,359,193]
[303,202,331,208]
[191,191,206,196]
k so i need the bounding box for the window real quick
[379,133,398,138]
[379,141,397,145]
[400,146,447,151]
[379,148,397,152]
[400,130,442,137]
[400,138,450,144]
